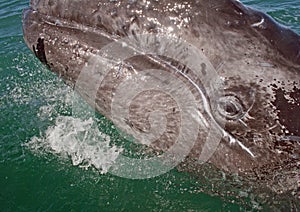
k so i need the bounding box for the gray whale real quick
[22,0,300,207]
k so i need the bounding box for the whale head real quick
[23,0,300,196]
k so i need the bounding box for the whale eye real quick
[217,96,244,120]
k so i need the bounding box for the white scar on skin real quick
[251,18,265,27]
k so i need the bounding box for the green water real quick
[0,0,299,211]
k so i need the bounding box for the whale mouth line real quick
[23,7,118,44]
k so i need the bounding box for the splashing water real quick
[26,116,123,174]
[6,54,123,174]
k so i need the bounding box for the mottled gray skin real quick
[23,0,300,205]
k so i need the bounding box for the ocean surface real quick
[0,0,299,211]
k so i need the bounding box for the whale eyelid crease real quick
[175,73,255,158]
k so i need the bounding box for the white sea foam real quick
[27,116,123,174]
